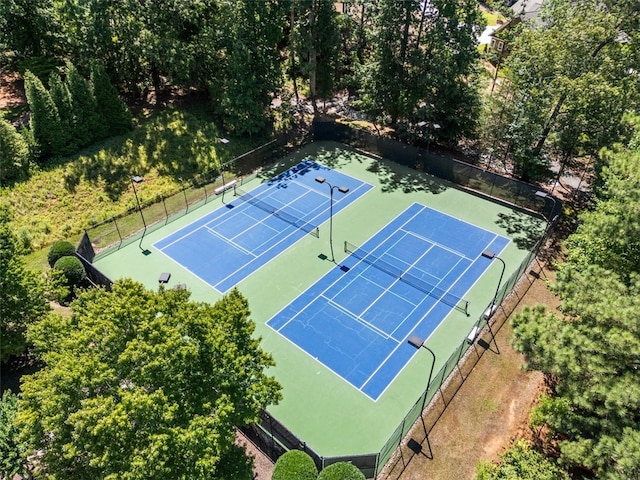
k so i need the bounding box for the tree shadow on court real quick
[496,211,546,250]
[366,160,448,195]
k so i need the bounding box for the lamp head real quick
[481,250,496,260]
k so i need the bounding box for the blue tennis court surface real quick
[267,203,509,400]
[154,160,373,293]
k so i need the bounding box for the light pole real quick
[218,138,230,204]
[315,176,349,263]
[131,176,146,251]
[481,250,506,317]
[535,190,557,224]
[408,335,437,411]
[418,121,441,154]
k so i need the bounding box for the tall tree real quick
[17,280,281,479]
[357,0,417,125]
[0,118,30,183]
[0,0,60,59]
[23,70,65,159]
[290,0,341,113]
[0,391,29,480]
[562,144,640,283]
[357,0,483,139]
[512,139,640,477]
[65,61,105,146]
[490,0,640,180]
[48,72,76,154]
[89,62,133,136]
[0,206,49,363]
[213,0,286,134]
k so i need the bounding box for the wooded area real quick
[1,0,639,478]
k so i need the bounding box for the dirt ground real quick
[0,71,26,109]
[377,259,559,480]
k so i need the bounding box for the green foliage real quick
[18,280,282,479]
[488,0,640,180]
[52,255,86,287]
[3,107,266,250]
[289,0,341,111]
[317,461,365,480]
[23,69,65,159]
[512,138,640,477]
[271,450,318,480]
[90,62,132,136]
[213,1,286,135]
[357,0,483,140]
[0,206,50,362]
[0,391,29,480]
[48,72,77,155]
[0,0,60,59]
[65,61,106,147]
[47,240,76,267]
[476,440,569,480]
[0,117,30,183]
[563,145,640,284]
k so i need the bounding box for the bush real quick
[53,255,86,287]
[48,240,76,267]
[271,450,318,480]
[317,462,365,480]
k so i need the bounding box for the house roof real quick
[510,0,544,21]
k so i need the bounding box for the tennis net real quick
[233,185,320,237]
[344,241,469,315]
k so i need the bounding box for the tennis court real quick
[92,141,546,463]
[268,203,509,400]
[154,160,372,293]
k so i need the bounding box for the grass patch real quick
[483,11,505,26]
[1,105,272,256]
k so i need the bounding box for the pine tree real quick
[0,118,30,182]
[89,62,132,136]
[65,62,105,147]
[48,72,76,154]
[23,70,65,159]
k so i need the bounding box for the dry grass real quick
[377,259,560,480]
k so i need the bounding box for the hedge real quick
[53,255,86,286]
[271,450,318,480]
[317,462,365,480]
[48,240,76,267]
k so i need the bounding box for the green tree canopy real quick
[23,69,65,159]
[487,0,639,180]
[89,62,133,136]
[0,206,49,362]
[562,145,640,284]
[0,391,29,480]
[18,280,282,479]
[476,440,569,480]
[512,139,640,476]
[357,0,483,140]
[0,117,30,183]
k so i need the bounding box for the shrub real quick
[271,450,318,480]
[48,240,76,267]
[317,462,365,480]
[53,255,86,287]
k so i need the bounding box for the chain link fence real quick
[77,120,559,478]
